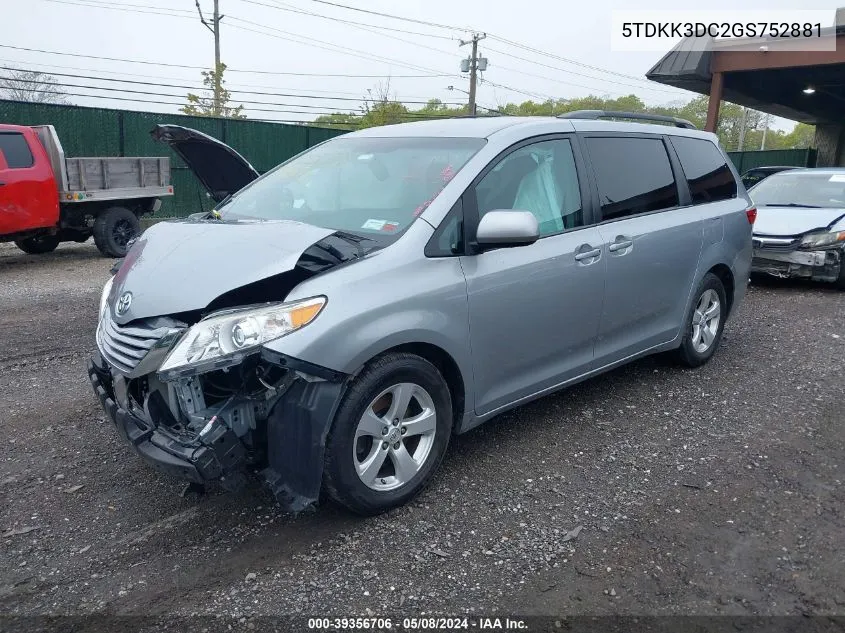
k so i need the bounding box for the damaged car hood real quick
[110,219,335,324]
[753,206,845,236]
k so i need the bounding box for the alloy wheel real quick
[691,288,721,353]
[353,382,437,492]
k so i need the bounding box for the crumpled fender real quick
[261,349,348,513]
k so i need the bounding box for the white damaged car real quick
[750,168,845,288]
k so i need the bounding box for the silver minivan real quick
[89,112,754,515]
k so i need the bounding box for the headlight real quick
[800,230,845,249]
[158,296,326,378]
[99,276,114,318]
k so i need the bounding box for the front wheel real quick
[14,234,60,254]
[93,206,140,257]
[673,273,727,368]
[323,353,453,515]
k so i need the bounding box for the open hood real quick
[151,124,260,202]
[753,206,845,237]
[109,219,335,324]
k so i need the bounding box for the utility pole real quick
[460,32,486,115]
[737,106,748,151]
[213,0,222,116]
[195,0,224,116]
[760,114,771,150]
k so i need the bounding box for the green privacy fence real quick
[727,148,817,173]
[0,100,345,217]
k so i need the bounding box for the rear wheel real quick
[93,206,140,257]
[323,353,453,515]
[14,234,60,254]
[673,273,727,367]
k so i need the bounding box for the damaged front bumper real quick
[87,347,347,512]
[751,246,842,283]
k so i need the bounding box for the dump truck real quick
[0,123,173,257]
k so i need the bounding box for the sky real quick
[2,0,842,129]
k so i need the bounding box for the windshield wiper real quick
[761,203,822,208]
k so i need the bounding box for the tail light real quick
[746,207,757,225]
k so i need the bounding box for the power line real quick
[483,79,558,103]
[0,58,450,99]
[487,34,675,89]
[306,0,467,33]
[238,0,461,62]
[0,87,484,126]
[295,0,682,95]
[28,0,465,81]
[226,16,461,80]
[0,66,465,105]
[484,45,684,96]
[35,0,460,80]
[0,77,354,114]
[29,0,596,105]
[41,0,196,19]
[0,75,476,120]
[237,0,457,40]
[0,45,453,78]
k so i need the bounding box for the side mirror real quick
[475,210,539,248]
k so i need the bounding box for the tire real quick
[93,206,140,257]
[673,273,728,368]
[323,353,453,516]
[14,234,60,254]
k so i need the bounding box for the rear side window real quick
[671,136,737,203]
[585,137,679,221]
[0,132,34,169]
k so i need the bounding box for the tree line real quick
[313,91,814,153]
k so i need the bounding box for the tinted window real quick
[0,132,34,169]
[672,136,737,203]
[586,137,679,221]
[475,138,583,236]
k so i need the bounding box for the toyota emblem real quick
[115,291,133,316]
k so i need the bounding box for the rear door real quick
[459,135,606,416]
[582,133,703,367]
[0,129,59,235]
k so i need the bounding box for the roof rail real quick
[557,110,697,129]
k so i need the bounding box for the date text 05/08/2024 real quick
[307,617,529,630]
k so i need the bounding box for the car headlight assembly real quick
[99,276,115,318]
[800,230,845,249]
[158,297,326,378]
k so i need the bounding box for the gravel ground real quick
[1,240,843,621]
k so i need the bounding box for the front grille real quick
[97,315,174,375]
[753,236,800,252]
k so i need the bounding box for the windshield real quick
[219,136,485,239]
[751,172,845,209]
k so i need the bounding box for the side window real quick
[474,138,583,236]
[671,136,738,203]
[585,136,679,221]
[425,199,463,257]
[0,133,34,169]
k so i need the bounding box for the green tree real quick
[181,63,246,119]
[311,91,815,151]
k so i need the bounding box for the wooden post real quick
[705,71,724,132]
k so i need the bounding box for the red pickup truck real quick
[0,124,173,257]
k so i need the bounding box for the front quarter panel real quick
[262,220,474,403]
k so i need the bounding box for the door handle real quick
[608,237,633,253]
[574,248,601,261]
